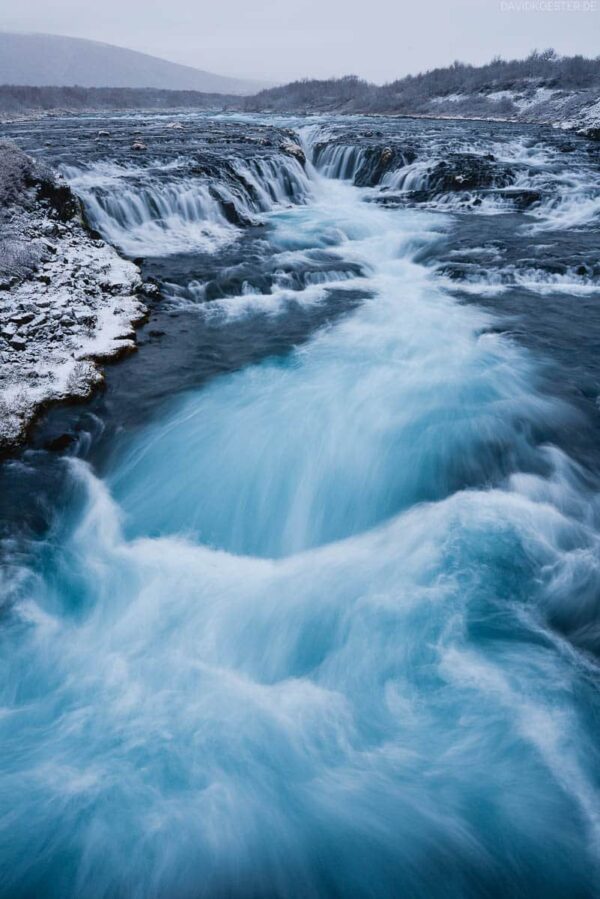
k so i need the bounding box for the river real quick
[1,112,599,898]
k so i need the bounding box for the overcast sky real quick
[0,0,598,83]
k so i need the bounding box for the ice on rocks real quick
[0,141,146,451]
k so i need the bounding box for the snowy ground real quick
[0,141,146,451]
[417,85,600,138]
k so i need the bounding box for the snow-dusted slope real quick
[247,72,600,138]
[426,86,600,137]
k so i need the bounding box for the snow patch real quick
[0,173,145,450]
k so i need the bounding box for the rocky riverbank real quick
[0,140,146,452]
[246,77,600,141]
[420,86,600,139]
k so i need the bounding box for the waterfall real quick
[1,113,600,899]
[63,153,312,256]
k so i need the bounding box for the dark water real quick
[1,112,600,898]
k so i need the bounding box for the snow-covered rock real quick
[0,141,146,451]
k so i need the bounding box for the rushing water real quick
[1,113,600,898]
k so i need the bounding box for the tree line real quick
[0,86,238,113]
[245,50,600,112]
[1,51,599,115]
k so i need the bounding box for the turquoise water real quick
[1,142,600,899]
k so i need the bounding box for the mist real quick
[1,0,598,83]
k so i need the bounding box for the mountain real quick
[0,32,267,95]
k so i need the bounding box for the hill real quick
[0,32,265,95]
[244,51,600,135]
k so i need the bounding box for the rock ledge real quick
[0,140,146,452]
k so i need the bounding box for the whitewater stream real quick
[1,113,600,898]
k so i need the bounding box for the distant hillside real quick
[0,32,266,95]
[2,46,600,138]
[244,51,600,135]
[0,86,240,115]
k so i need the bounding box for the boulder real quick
[353,145,417,187]
[425,154,515,193]
[280,141,306,166]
